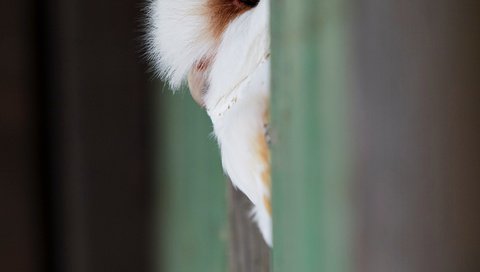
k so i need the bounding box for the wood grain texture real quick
[228,183,271,272]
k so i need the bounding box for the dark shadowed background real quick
[1,0,152,271]
[1,1,254,271]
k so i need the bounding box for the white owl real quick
[147,0,271,246]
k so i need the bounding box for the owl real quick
[147,0,271,246]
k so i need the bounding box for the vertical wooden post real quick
[271,0,352,271]
[272,0,480,271]
[351,1,480,271]
[228,184,271,272]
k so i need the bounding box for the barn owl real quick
[147,0,271,246]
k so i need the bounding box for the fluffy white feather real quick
[147,0,272,246]
[146,0,215,88]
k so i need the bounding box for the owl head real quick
[147,0,270,107]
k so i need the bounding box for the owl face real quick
[147,0,269,108]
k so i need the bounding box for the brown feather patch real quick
[263,195,272,215]
[207,0,258,39]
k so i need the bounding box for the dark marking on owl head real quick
[208,0,260,39]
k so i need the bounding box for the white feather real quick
[148,0,272,246]
[146,0,215,89]
[206,1,271,245]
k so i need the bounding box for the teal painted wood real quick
[271,0,352,271]
[152,87,228,272]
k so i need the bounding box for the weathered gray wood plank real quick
[228,183,271,272]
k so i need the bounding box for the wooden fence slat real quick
[228,184,271,272]
[271,0,352,271]
[351,1,480,271]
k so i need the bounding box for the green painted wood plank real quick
[152,87,228,272]
[271,0,353,271]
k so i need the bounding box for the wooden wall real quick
[271,0,480,271]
